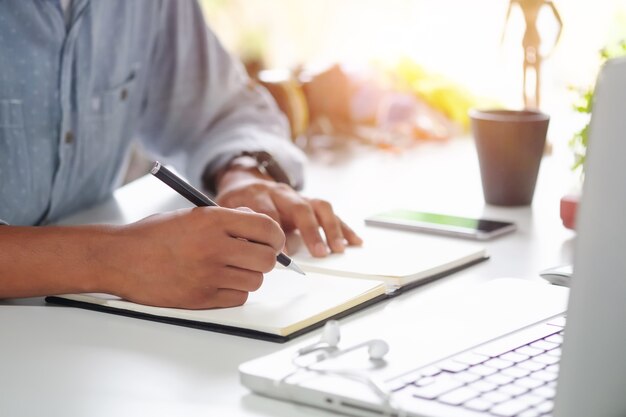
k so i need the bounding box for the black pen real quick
[150,161,306,276]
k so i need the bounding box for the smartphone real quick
[365,209,516,240]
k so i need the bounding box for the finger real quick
[210,266,264,292]
[221,237,278,273]
[273,192,327,257]
[209,288,250,308]
[220,209,285,252]
[340,220,364,246]
[310,199,345,253]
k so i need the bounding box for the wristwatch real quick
[234,151,293,186]
[203,151,293,194]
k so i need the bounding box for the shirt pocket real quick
[92,70,138,118]
[0,99,32,224]
[83,72,139,192]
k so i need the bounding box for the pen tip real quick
[289,262,306,276]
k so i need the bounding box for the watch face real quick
[245,151,293,187]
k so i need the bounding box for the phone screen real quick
[366,210,516,239]
[382,210,510,232]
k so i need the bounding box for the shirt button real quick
[120,88,128,101]
[64,131,75,144]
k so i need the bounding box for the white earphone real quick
[297,320,389,361]
[297,320,340,355]
[282,320,395,413]
[328,338,389,361]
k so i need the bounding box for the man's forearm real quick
[0,225,121,299]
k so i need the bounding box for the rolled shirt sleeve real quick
[137,1,305,190]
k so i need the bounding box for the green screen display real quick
[375,210,511,232]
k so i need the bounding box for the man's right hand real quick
[108,207,286,309]
[0,207,285,310]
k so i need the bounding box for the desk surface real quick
[0,139,575,417]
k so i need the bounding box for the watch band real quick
[202,151,293,195]
[238,151,293,187]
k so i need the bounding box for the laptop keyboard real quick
[386,317,566,417]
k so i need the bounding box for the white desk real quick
[0,138,575,417]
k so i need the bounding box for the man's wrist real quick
[210,151,293,195]
[224,155,274,179]
[215,156,274,193]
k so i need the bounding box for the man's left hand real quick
[215,167,362,257]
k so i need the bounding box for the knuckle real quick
[257,216,285,244]
[259,248,277,273]
[303,222,322,236]
[255,206,279,223]
[217,196,236,208]
[245,183,268,195]
[188,206,205,219]
[231,291,249,306]
[275,183,292,192]
[188,288,219,310]
[293,202,314,217]
[201,206,224,220]
[275,230,287,251]
[258,213,280,233]
[247,272,264,292]
[326,226,342,239]
[312,198,333,212]
[203,285,220,298]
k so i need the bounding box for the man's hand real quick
[215,166,362,257]
[0,207,285,310]
[111,207,285,309]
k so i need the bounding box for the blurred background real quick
[127,0,626,183]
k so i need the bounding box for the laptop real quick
[239,57,626,417]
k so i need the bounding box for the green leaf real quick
[569,39,626,174]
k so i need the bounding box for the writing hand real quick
[110,207,285,309]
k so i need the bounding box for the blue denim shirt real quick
[0,0,304,226]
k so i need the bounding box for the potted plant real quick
[561,41,626,229]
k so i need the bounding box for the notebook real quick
[47,227,486,342]
[47,269,386,342]
[289,227,488,289]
